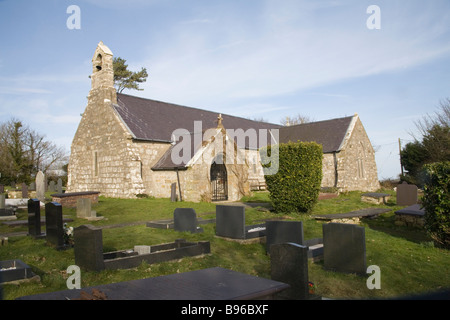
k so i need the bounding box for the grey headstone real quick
[215,205,246,239]
[21,183,28,198]
[0,184,4,194]
[29,182,35,191]
[270,242,309,300]
[134,245,151,255]
[396,182,418,206]
[45,202,65,249]
[74,225,105,271]
[323,223,366,275]
[174,208,200,233]
[35,171,45,203]
[170,183,177,202]
[57,178,63,194]
[77,198,91,218]
[48,181,56,192]
[266,220,304,253]
[0,194,5,209]
[27,199,42,237]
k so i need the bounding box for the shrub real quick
[422,161,450,249]
[261,141,322,213]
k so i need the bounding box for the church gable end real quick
[67,42,145,198]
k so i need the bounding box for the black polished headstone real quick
[45,202,65,249]
[323,223,366,275]
[270,242,309,300]
[215,205,245,239]
[266,220,304,253]
[74,225,105,271]
[27,199,43,238]
[173,208,201,233]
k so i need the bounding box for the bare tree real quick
[0,118,68,183]
[280,114,313,126]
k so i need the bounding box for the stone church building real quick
[67,42,380,201]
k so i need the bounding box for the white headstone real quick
[36,171,45,202]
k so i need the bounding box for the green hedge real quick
[260,141,322,213]
[422,161,450,249]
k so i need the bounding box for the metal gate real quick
[210,161,228,201]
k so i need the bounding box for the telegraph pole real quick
[398,138,404,176]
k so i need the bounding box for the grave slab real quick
[17,267,289,300]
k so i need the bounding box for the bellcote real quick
[90,41,114,90]
[89,41,116,103]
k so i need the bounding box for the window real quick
[94,151,99,176]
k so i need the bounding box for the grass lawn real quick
[0,190,449,300]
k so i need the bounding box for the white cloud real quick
[137,0,450,110]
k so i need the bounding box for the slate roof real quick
[113,93,355,169]
[114,93,281,143]
[278,116,354,153]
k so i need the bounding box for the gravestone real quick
[35,171,45,203]
[57,178,63,194]
[396,182,418,206]
[76,198,101,221]
[266,220,304,253]
[74,225,105,271]
[21,183,28,198]
[173,208,202,233]
[29,182,36,191]
[170,183,177,202]
[48,181,56,192]
[270,243,309,300]
[323,223,366,275]
[0,194,5,209]
[27,199,44,238]
[134,245,151,255]
[216,205,246,239]
[0,184,4,193]
[45,202,65,249]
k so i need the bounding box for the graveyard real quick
[0,187,449,300]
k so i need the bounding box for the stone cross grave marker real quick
[396,181,418,206]
[35,171,45,203]
[323,223,366,275]
[265,220,304,253]
[45,202,65,249]
[270,242,309,300]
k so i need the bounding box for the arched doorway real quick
[210,156,228,201]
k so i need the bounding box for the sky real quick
[0,0,449,180]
